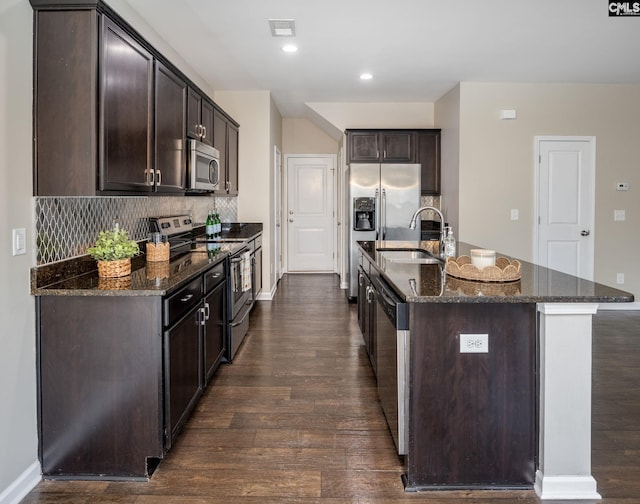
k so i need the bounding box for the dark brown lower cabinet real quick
[37,296,164,478]
[36,260,228,479]
[405,302,537,490]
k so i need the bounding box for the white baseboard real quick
[598,301,640,311]
[534,471,601,500]
[0,461,41,504]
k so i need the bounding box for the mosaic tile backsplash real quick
[35,196,237,265]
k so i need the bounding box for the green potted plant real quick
[87,224,140,278]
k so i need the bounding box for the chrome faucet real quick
[409,206,445,255]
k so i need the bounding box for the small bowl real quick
[470,249,496,269]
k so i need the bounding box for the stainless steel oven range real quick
[149,215,253,362]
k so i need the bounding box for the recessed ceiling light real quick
[282,44,298,53]
[360,73,373,81]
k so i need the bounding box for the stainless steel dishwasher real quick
[372,272,410,455]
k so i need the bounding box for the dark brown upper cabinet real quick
[213,108,239,196]
[347,130,414,163]
[346,129,441,195]
[154,62,187,193]
[415,130,441,195]
[30,0,237,197]
[187,88,214,147]
[100,17,154,193]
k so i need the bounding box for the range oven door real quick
[226,249,253,362]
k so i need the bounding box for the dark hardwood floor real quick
[22,274,640,503]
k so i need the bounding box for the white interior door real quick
[286,156,335,272]
[274,146,283,281]
[536,137,595,279]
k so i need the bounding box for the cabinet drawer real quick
[164,276,203,327]
[204,261,226,293]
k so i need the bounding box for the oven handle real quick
[230,300,253,327]
[230,247,250,263]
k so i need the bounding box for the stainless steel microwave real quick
[187,139,220,192]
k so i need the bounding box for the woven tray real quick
[445,255,521,282]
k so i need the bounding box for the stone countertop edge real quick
[31,222,263,297]
[357,240,635,304]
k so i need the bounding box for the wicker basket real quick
[97,258,132,278]
[445,255,521,282]
[98,275,132,290]
[146,260,170,280]
[146,242,170,262]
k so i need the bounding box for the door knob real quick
[289,218,294,223]
[289,210,293,215]
[580,230,590,236]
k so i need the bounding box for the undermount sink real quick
[377,249,443,264]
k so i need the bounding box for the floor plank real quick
[21,274,640,503]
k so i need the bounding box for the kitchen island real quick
[357,240,633,500]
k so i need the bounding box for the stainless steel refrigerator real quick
[347,163,421,299]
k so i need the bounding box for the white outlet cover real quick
[614,210,626,221]
[460,333,489,353]
[12,228,26,256]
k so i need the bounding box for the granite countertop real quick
[31,222,263,297]
[31,250,229,297]
[358,240,634,304]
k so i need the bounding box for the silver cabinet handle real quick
[581,230,590,236]
[202,126,206,139]
[156,169,161,186]
[180,294,193,302]
[204,302,210,321]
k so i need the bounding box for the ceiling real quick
[122,0,640,118]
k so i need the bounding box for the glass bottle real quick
[205,211,215,239]
[444,226,457,258]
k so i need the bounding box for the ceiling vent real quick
[269,19,296,37]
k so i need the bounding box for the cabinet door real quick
[100,18,154,192]
[201,99,215,146]
[416,130,441,195]
[164,307,203,450]
[186,88,202,140]
[203,281,226,384]
[213,109,229,194]
[348,131,380,162]
[34,9,99,196]
[227,122,239,196]
[155,62,187,193]
[381,131,413,162]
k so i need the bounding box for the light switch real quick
[12,228,26,256]
[510,209,519,221]
[614,210,626,221]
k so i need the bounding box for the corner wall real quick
[0,1,40,502]
[214,91,281,297]
[458,82,640,298]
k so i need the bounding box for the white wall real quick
[214,91,281,297]
[457,82,640,298]
[307,102,435,132]
[434,85,461,233]
[282,118,338,154]
[0,1,40,502]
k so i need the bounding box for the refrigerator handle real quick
[375,188,380,240]
[381,188,387,240]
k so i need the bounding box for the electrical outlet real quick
[617,273,625,285]
[510,209,519,221]
[616,182,629,191]
[460,334,489,354]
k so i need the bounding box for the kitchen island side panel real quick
[37,295,164,478]
[406,302,537,489]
